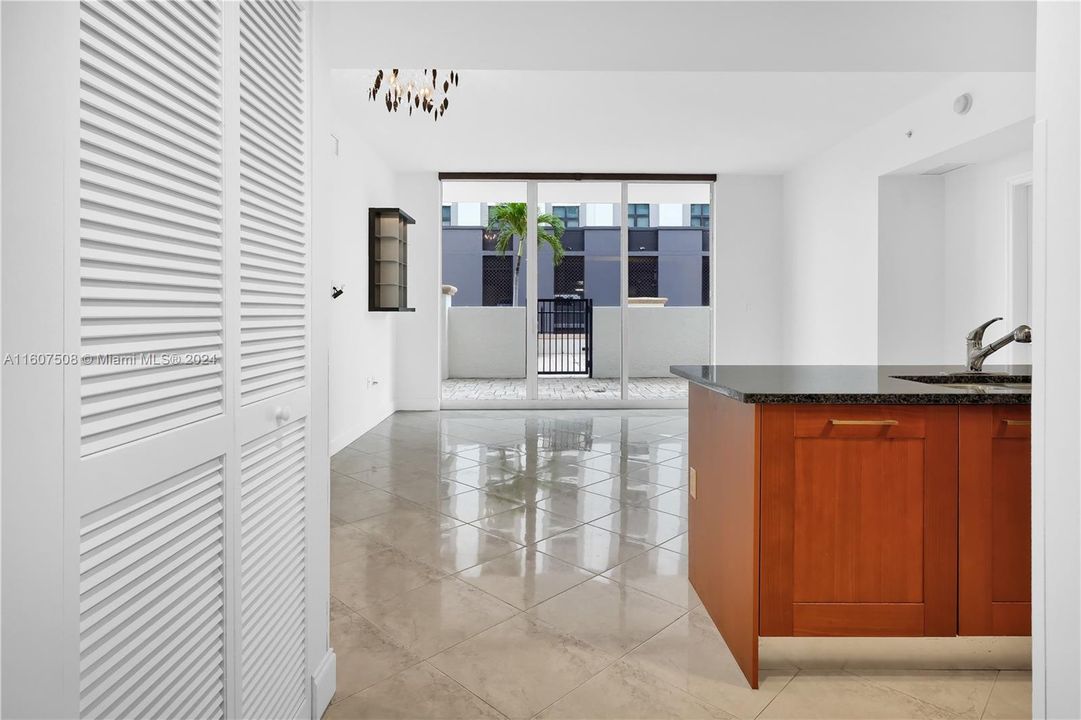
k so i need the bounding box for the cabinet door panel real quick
[959,406,1031,636]
[792,603,924,637]
[761,405,957,637]
[792,438,924,603]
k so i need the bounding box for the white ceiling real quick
[316,2,1035,72]
[334,69,961,174]
[323,1,1035,174]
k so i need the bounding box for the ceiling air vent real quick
[921,162,970,176]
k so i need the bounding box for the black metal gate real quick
[538,297,593,376]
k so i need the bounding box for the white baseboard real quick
[311,649,336,719]
[394,396,440,412]
[330,410,394,455]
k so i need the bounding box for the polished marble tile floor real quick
[326,410,1031,720]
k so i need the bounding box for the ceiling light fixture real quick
[367,68,459,122]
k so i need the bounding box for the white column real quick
[620,183,629,400]
[526,181,539,399]
[709,181,717,365]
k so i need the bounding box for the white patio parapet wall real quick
[447,305,710,379]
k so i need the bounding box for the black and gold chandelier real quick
[367,69,459,122]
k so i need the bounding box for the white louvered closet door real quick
[230,1,312,719]
[73,1,231,717]
[67,1,311,718]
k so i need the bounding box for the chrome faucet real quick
[966,317,1032,372]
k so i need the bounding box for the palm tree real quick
[487,202,566,306]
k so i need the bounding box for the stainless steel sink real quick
[890,373,1031,393]
[934,382,1031,393]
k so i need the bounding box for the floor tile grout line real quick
[351,580,525,665]
[752,668,801,720]
[527,608,737,720]
[324,600,434,709]
[425,658,514,720]
[979,670,1001,720]
[330,411,707,718]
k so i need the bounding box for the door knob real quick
[275,406,291,423]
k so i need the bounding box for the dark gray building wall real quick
[442,228,483,306]
[442,225,706,307]
[658,229,706,307]
[583,228,620,307]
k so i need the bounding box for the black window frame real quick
[552,205,580,228]
[690,203,710,228]
[627,203,650,228]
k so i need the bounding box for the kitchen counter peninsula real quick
[670,364,1032,688]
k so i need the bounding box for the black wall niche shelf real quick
[369,207,417,312]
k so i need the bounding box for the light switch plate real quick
[689,467,697,499]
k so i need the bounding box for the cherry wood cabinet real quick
[958,405,1032,636]
[687,386,1030,689]
[687,384,760,688]
[759,405,959,637]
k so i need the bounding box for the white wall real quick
[624,307,711,376]
[1,4,74,714]
[877,151,1033,365]
[327,100,399,453]
[1031,2,1080,716]
[878,176,946,363]
[782,72,1035,363]
[592,307,712,378]
[942,152,1033,362]
[393,172,443,410]
[449,307,527,378]
[446,306,710,380]
[713,175,784,364]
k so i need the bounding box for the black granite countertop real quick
[669,365,1032,405]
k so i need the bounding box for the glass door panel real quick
[440,180,528,403]
[624,183,713,401]
[534,182,623,401]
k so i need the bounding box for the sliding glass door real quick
[535,182,622,401]
[440,178,713,406]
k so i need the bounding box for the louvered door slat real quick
[247,0,302,55]
[79,40,222,143]
[80,134,221,200]
[240,419,307,720]
[83,2,220,100]
[81,153,221,209]
[240,97,303,160]
[239,0,306,407]
[237,54,302,122]
[77,458,226,720]
[241,148,304,202]
[79,0,224,456]
[239,13,302,82]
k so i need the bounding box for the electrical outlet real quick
[689,467,697,499]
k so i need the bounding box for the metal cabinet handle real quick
[829,419,898,426]
[1004,419,1031,426]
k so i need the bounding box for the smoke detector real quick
[953,93,974,115]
